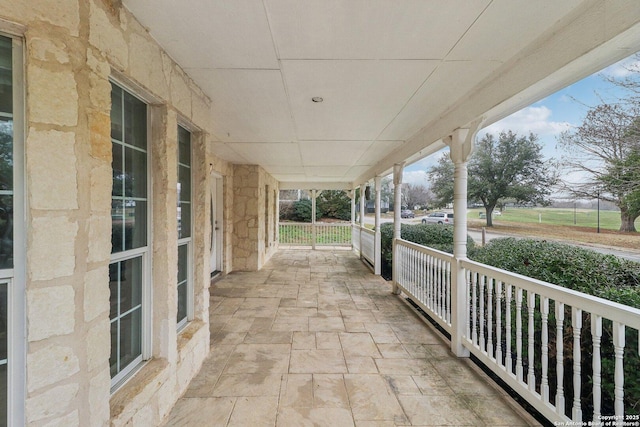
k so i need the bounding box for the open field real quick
[466,207,640,251]
[467,206,639,231]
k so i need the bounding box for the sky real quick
[401,53,640,189]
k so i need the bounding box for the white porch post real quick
[311,189,317,250]
[448,127,475,357]
[276,188,280,243]
[374,176,382,275]
[359,183,366,258]
[349,189,356,250]
[392,163,404,294]
[350,189,356,226]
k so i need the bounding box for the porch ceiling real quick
[123,0,640,188]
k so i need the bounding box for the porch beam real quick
[447,126,477,357]
[392,163,404,294]
[279,181,352,191]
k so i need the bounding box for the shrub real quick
[290,199,321,222]
[317,190,351,220]
[380,222,475,278]
[470,238,640,417]
[470,238,640,307]
[279,200,295,220]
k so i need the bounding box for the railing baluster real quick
[572,307,582,422]
[496,281,503,367]
[591,314,602,422]
[528,291,536,390]
[613,322,625,420]
[506,284,512,375]
[446,261,451,324]
[487,278,494,359]
[472,272,478,346]
[541,297,549,402]
[426,253,431,309]
[516,287,523,382]
[556,302,565,416]
[432,258,442,316]
[442,259,447,320]
[480,274,486,352]
[465,268,471,341]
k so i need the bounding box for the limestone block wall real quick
[0,0,234,425]
[259,168,279,267]
[232,165,279,271]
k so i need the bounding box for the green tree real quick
[316,190,351,220]
[429,130,557,226]
[428,155,454,209]
[558,103,640,232]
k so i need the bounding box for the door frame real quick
[209,172,223,276]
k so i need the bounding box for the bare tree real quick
[402,183,431,210]
[557,102,640,232]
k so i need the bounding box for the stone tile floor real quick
[164,249,538,426]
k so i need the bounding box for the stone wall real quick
[0,0,244,425]
[232,165,279,271]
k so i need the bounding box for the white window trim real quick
[0,29,28,426]
[108,80,154,392]
[176,124,194,331]
[8,35,25,427]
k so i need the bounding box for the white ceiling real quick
[123,0,640,189]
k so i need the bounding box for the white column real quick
[311,189,317,250]
[374,176,382,275]
[359,183,366,257]
[275,188,280,243]
[447,127,475,357]
[349,189,356,250]
[392,163,404,294]
[350,189,356,226]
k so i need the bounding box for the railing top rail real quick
[280,221,351,226]
[395,238,454,262]
[360,227,375,236]
[461,257,640,327]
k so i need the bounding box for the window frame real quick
[6,33,25,427]
[108,79,153,392]
[176,122,194,331]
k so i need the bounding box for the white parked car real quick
[421,212,454,225]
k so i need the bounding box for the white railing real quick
[361,227,375,265]
[315,223,352,246]
[394,238,640,425]
[279,222,312,245]
[395,239,453,333]
[279,222,351,246]
[352,224,361,253]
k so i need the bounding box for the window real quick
[109,83,149,388]
[0,33,25,426]
[264,185,269,248]
[177,126,192,329]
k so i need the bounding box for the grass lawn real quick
[467,206,639,231]
[466,207,640,250]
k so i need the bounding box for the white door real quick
[210,174,223,275]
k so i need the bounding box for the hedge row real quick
[381,223,640,417]
[379,222,475,278]
[471,237,640,308]
[381,222,640,308]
